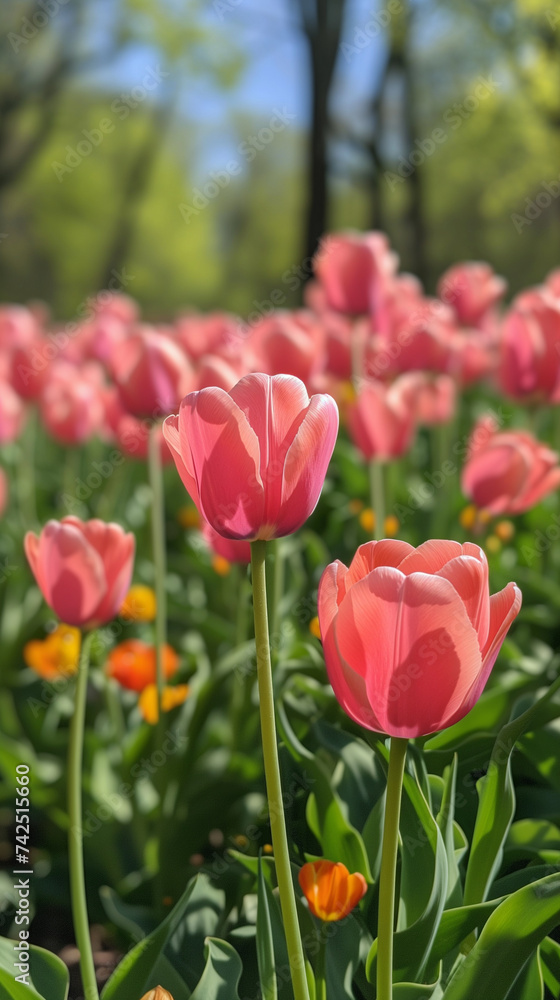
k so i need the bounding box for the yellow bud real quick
[478,509,492,526]
[233,834,249,849]
[359,508,376,533]
[459,504,477,530]
[384,515,400,537]
[348,499,363,515]
[495,519,515,543]
[309,616,322,640]
[139,988,175,1000]
[485,534,501,555]
[212,555,231,576]
[263,843,273,854]
[120,585,157,622]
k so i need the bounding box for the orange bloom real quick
[298,860,367,921]
[120,585,157,622]
[24,625,81,680]
[106,640,179,692]
[140,987,175,1000]
[138,684,190,725]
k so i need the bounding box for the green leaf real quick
[540,936,560,998]
[505,949,543,1000]
[442,872,560,1000]
[99,886,158,941]
[277,702,371,880]
[256,854,277,1000]
[190,938,242,1000]
[435,757,464,907]
[392,971,442,998]
[0,938,69,1000]
[428,899,503,965]
[464,673,560,907]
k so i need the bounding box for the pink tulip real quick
[438,262,506,327]
[346,377,417,461]
[202,521,251,564]
[174,312,241,362]
[499,293,560,402]
[0,306,41,353]
[253,311,326,388]
[111,327,193,419]
[39,362,105,445]
[0,381,26,443]
[25,517,135,629]
[163,373,339,540]
[375,300,457,376]
[399,372,456,427]
[196,354,246,392]
[313,232,398,316]
[103,387,172,464]
[461,416,560,515]
[318,539,521,738]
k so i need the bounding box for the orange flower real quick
[106,640,179,692]
[140,988,175,1000]
[298,860,367,921]
[120,585,157,622]
[138,684,190,724]
[24,625,81,680]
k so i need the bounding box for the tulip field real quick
[3,231,560,1000]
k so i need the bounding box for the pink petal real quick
[39,522,107,626]
[279,393,339,535]
[162,412,200,506]
[181,386,264,539]
[435,552,490,648]
[335,567,482,737]
[469,582,522,704]
[397,539,464,575]
[346,539,415,588]
[461,444,527,513]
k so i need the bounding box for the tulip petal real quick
[335,567,482,737]
[39,521,106,627]
[472,582,523,703]
[461,444,527,514]
[279,393,339,534]
[162,412,200,506]
[397,539,464,575]
[346,540,415,588]
[436,553,490,648]
[182,386,265,538]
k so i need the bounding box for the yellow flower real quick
[309,616,322,640]
[177,505,201,529]
[359,508,376,533]
[459,504,478,530]
[139,684,190,725]
[485,534,501,555]
[212,555,231,576]
[495,519,515,543]
[384,515,400,537]
[24,625,81,681]
[120,585,157,622]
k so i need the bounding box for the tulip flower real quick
[299,860,367,922]
[318,539,521,739]
[111,327,193,419]
[140,989,175,1000]
[438,262,506,328]
[0,380,25,443]
[39,362,105,445]
[346,377,417,462]
[139,683,190,724]
[313,231,398,315]
[202,522,251,565]
[461,416,560,515]
[498,293,560,403]
[106,639,179,692]
[253,311,326,388]
[25,517,135,630]
[24,624,81,680]
[163,373,339,540]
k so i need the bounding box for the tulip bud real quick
[140,989,174,1000]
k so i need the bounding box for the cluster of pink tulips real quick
[10,228,560,1000]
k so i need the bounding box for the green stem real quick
[148,423,167,721]
[271,538,286,653]
[250,540,310,1000]
[68,631,99,1000]
[369,460,385,541]
[315,930,327,1000]
[377,736,408,1000]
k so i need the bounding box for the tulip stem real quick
[369,460,385,541]
[250,540,310,1000]
[315,931,327,1000]
[377,736,408,1000]
[68,630,99,1000]
[148,422,167,720]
